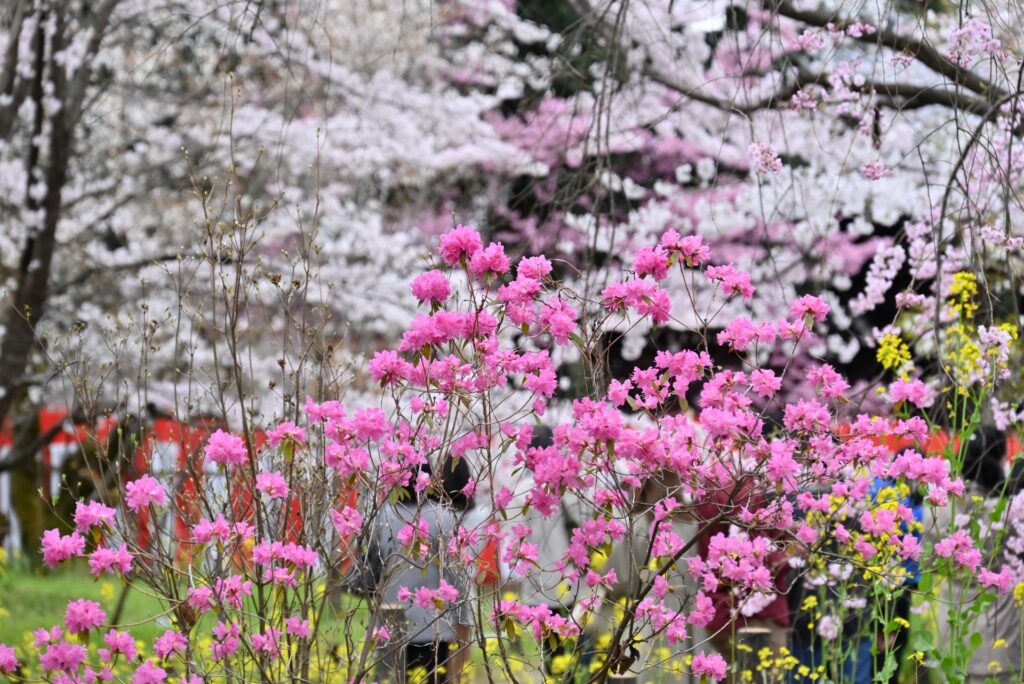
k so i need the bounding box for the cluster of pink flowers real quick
[747,141,783,175]
[410,269,451,304]
[494,600,581,641]
[947,18,1003,67]
[398,579,461,611]
[266,421,306,448]
[705,263,755,299]
[40,528,86,567]
[204,429,248,467]
[124,475,166,511]
[73,501,116,531]
[933,530,983,572]
[861,159,889,180]
[65,599,106,636]
[15,225,1023,684]
[255,470,289,499]
[87,544,133,576]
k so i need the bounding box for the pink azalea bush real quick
[4,225,1019,683]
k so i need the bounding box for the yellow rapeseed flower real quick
[877,334,911,370]
[948,272,979,319]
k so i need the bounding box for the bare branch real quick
[766,0,1009,103]
[64,0,120,128]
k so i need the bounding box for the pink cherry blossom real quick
[748,141,783,175]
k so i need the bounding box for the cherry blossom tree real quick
[0,0,1022,561]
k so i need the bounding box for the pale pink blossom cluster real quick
[947,18,1003,67]
[747,142,783,175]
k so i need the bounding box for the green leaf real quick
[910,630,933,650]
[940,655,957,679]
[877,653,898,681]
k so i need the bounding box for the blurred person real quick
[586,468,700,682]
[869,475,923,683]
[506,425,589,679]
[371,459,473,684]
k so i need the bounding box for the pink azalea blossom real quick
[251,627,282,658]
[255,471,290,499]
[517,255,552,280]
[469,242,510,278]
[88,545,133,577]
[369,350,415,386]
[65,599,106,634]
[633,245,670,279]
[750,369,782,398]
[266,421,306,448]
[790,294,829,323]
[203,429,248,467]
[660,230,710,266]
[210,621,240,661]
[330,505,362,540]
[691,652,728,681]
[705,263,755,299]
[39,641,87,673]
[187,586,215,613]
[214,575,253,610]
[889,378,933,408]
[40,528,86,567]
[125,475,166,511]
[807,363,849,399]
[153,631,188,659]
[131,660,167,684]
[74,501,116,532]
[0,644,18,674]
[439,224,482,265]
[410,269,451,304]
[193,515,231,544]
[100,629,136,663]
[285,617,311,638]
[979,567,1014,595]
